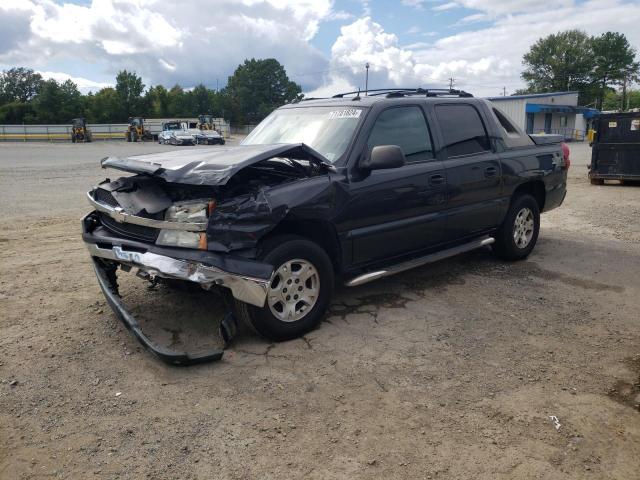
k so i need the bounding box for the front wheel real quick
[235,236,334,341]
[492,194,540,261]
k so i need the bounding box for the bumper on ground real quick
[83,213,272,365]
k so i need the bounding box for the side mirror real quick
[362,145,406,171]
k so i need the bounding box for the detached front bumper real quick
[82,213,273,365]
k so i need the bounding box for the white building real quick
[487,91,598,141]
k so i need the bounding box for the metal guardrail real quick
[0,122,233,142]
[0,124,128,142]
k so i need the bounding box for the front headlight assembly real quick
[164,201,210,223]
[157,200,215,249]
[156,230,206,249]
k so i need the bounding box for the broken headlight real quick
[157,200,214,249]
[156,230,206,249]
[164,200,212,223]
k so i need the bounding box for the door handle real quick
[429,174,445,185]
[484,166,498,177]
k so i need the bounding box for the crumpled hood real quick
[101,143,333,186]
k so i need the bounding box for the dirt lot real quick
[1,141,639,479]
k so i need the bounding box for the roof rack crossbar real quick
[332,88,473,99]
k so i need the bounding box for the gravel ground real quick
[1,141,639,479]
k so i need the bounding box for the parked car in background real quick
[82,88,568,364]
[194,128,225,145]
[158,121,195,146]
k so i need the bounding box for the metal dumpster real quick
[589,112,640,185]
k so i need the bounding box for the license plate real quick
[113,246,142,263]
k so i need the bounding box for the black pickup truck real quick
[82,88,569,364]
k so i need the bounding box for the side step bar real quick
[345,236,495,287]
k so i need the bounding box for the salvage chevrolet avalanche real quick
[82,88,569,364]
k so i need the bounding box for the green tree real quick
[33,79,82,123]
[88,87,120,123]
[58,79,83,121]
[167,85,186,116]
[591,32,639,109]
[33,79,62,123]
[189,84,211,116]
[223,58,302,124]
[601,88,621,111]
[146,85,170,117]
[522,30,594,101]
[115,70,145,120]
[0,101,34,124]
[0,67,44,104]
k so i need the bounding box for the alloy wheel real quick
[513,207,534,249]
[267,259,320,322]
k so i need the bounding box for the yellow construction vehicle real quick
[197,114,217,131]
[71,118,92,143]
[126,117,153,142]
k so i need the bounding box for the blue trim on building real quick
[488,91,579,101]
[525,103,575,114]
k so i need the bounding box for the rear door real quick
[433,103,503,241]
[343,105,447,264]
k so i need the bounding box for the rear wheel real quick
[126,131,132,142]
[235,235,334,341]
[492,194,540,261]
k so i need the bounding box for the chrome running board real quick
[345,236,495,287]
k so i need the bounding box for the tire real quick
[126,131,132,142]
[492,193,540,261]
[590,178,604,185]
[235,235,334,341]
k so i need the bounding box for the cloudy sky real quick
[1,0,639,97]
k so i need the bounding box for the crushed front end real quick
[82,178,273,365]
[83,144,334,364]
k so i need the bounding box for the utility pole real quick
[503,86,506,96]
[448,77,455,90]
[216,79,219,92]
[621,75,627,112]
[365,63,370,96]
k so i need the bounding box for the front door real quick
[343,105,447,264]
[544,113,552,133]
[433,103,503,240]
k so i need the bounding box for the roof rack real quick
[332,88,473,99]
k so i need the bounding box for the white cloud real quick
[37,70,112,92]
[2,0,640,101]
[310,0,640,98]
[0,0,334,89]
[432,2,459,12]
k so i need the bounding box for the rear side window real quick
[493,108,517,133]
[436,104,491,157]
[367,106,433,162]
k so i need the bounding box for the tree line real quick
[519,31,639,110]
[0,58,302,125]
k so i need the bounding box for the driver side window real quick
[367,106,433,162]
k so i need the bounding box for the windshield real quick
[242,106,364,162]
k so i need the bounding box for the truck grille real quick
[98,213,159,243]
